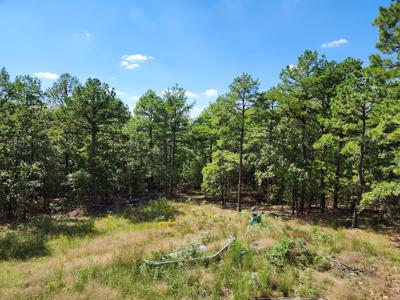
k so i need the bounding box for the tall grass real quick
[0,201,399,299]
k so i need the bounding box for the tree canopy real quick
[0,1,399,228]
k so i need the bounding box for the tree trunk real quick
[333,134,343,209]
[352,110,366,228]
[163,131,169,198]
[291,180,298,216]
[170,126,177,197]
[320,169,326,214]
[220,174,225,206]
[65,152,69,174]
[237,105,245,212]
[89,124,97,205]
[148,126,154,193]
[264,178,270,205]
[299,118,307,214]
[6,200,13,220]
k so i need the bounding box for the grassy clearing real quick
[0,200,399,299]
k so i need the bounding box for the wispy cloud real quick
[204,88,218,98]
[33,72,59,80]
[185,91,198,98]
[321,38,348,49]
[121,53,154,70]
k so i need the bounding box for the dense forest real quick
[0,1,399,228]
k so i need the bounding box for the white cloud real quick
[288,64,296,69]
[121,53,154,70]
[122,54,154,62]
[33,72,59,80]
[321,38,348,49]
[204,88,218,98]
[185,91,198,98]
[121,61,140,69]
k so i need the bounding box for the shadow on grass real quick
[118,198,181,223]
[0,218,96,261]
[198,194,399,232]
[31,217,96,237]
[0,199,181,261]
[0,230,49,260]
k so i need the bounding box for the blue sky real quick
[0,0,390,116]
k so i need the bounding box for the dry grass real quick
[0,201,399,299]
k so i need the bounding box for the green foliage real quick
[312,255,331,271]
[0,0,399,226]
[361,181,400,212]
[67,170,91,201]
[0,230,48,260]
[201,150,239,200]
[267,237,314,269]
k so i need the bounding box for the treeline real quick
[0,1,399,226]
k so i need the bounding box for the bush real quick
[0,230,48,260]
[312,255,331,271]
[267,238,313,268]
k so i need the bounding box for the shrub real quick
[312,255,331,271]
[0,230,48,260]
[267,238,313,268]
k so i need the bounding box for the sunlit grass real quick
[0,200,399,299]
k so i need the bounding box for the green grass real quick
[0,200,399,299]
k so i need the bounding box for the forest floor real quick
[1,199,400,300]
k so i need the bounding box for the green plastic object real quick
[251,214,261,224]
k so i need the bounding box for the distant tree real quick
[202,150,239,205]
[162,85,193,197]
[360,0,400,218]
[332,60,380,228]
[46,73,80,106]
[229,73,259,211]
[134,90,163,193]
[67,78,129,206]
